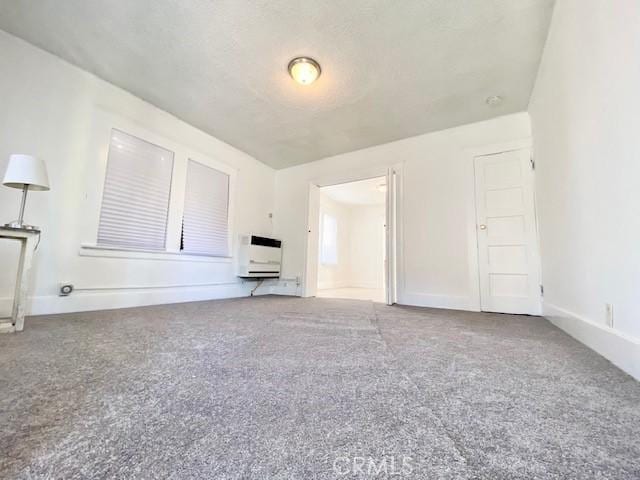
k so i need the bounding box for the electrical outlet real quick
[605,303,614,328]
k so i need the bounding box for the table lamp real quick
[3,154,50,230]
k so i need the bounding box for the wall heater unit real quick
[237,235,282,278]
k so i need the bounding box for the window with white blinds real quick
[320,213,338,265]
[97,129,174,251]
[181,159,230,256]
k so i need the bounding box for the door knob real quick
[479,224,487,230]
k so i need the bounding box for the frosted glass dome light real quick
[288,57,321,85]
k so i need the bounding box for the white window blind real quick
[181,159,230,256]
[97,129,174,250]
[320,213,338,265]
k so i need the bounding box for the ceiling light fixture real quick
[376,184,387,193]
[486,95,503,107]
[288,57,321,85]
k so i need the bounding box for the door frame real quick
[464,138,541,313]
[302,164,403,305]
[302,183,321,298]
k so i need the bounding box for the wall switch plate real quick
[605,303,614,328]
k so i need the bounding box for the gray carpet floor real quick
[0,296,638,479]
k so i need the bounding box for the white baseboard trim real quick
[0,282,253,317]
[317,281,350,290]
[397,292,480,312]
[544,302,640,381]
[269,284,300,297]
[258,278,300,297]
[348,282,382,289]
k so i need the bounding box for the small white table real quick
[0,226,40,333]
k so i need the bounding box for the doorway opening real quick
[314,176,387,303]
[304,166,399,305]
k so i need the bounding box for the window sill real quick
[79,244,233,263]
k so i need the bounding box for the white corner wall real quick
[316,194,385,291]
[0,31,275,315]
[529,0,640,378]
[348,204,385,290]
[274,113,531,309]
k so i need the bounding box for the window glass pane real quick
[320,213,338,265]
[181,159,230,256]
[97,129,174,250]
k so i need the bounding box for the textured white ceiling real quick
[0,1,555,169]
[322,177,386,206]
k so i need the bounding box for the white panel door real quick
[303,183,321,297]
[475,149,540,315]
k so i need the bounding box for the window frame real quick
[180,158,231,257]
[79,108,236,262]
[96,128,175,252]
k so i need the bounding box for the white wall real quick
[274,113,531,309]
[348,204,385,290]
[0,31,275,315]
[317,192,351,289]
[529,0,640,378]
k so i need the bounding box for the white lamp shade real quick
[3,154,50,191]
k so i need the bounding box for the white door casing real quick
[474,149,541,315]
[303,183,320,297]
[385,167,398,305]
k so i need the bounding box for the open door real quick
[385,167,398,305]
[303,183,320,297]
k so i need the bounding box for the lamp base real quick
[4,221,40,231]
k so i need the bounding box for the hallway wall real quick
[349,205,385,289]
[317,191,385,291]
[529,0,640,378]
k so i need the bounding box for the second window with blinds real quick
[180,159,230,257]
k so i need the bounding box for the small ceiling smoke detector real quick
[376,183,387,193]
[486,95,503,107]
[288,57,321,85]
